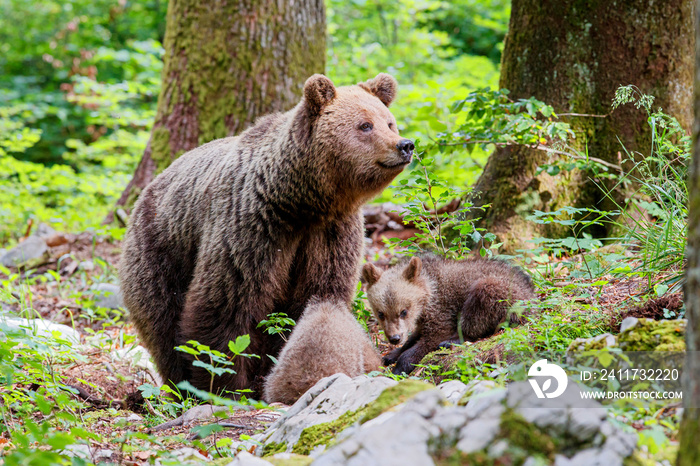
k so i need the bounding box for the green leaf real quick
[229,334,251,355]
[138,383,160,399]
[190,423,223,439]
[654,283,668,297]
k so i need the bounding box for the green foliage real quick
[522,86,689,292]
[422,0,510,63]
[257,313,296,342]
[390,143,496,258]
[446,88,573,148]
[175,337,259,396]
[352,281,372,332]
[385,89,576,258]
[608,85,689,292]
[0,318,92,465]
[0,1,164,244]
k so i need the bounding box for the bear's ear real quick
[359,73,398,107]
[403,257,422,282]
[362,263,382,288]
[304,74,336,115]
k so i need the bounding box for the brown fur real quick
[362,254,536,375]
[263,301,381,405]
[119,74,412,397]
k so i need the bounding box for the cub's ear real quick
[359,73,398,107]
[304,74,336,115]
[362,263,383,288]
[403,256,422,282]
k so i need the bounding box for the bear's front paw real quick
[438,338,462,350]
[392,354,416,376]
[382,347,404,366]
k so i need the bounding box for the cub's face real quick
[362,257,427,346]
[302,73,414,199]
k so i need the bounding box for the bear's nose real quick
[397,139,414,162]
[388,334,402,345]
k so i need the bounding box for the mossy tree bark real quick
[471,0,693,248]
[677,2,700,463]
[112,0,326,218]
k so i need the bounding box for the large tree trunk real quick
[677,2,700,463]
[471,0,693,248]
[111,0,326,217]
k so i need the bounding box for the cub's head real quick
[299,73,414,200]
[362,257,429,346]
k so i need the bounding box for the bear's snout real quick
[396,139,415,162]
[388,334,402,345]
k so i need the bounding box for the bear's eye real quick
[400,309,408,319]
[388,122,394,129]
[359,122,373,132]
[378,312,385,320]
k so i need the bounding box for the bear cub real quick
[263,301,381,405]
[362,254,536,375]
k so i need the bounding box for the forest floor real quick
[0,223,686,464]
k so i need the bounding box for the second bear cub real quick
[362,254,535,375]
[263,301,381,405]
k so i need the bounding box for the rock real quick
[437,379,468,404]
[568,408,606,443]
[63,444,91,461]
[95,449,115,461]
[506,381,606,441]
[0,236,49,268]
[36,223,57,238]
[567,333,617,353]
[0,316,81,343]
[115,413,143,424]
[456,417,500,454]
[227,451,273,466]
[157,447,212,464]
[114,345,162,385]
[430,405,471,449]
[461,379,498,401]
[524,456,551,466]
[250,375,637,465]
[464,386,506,419]
[566,448,623,466]
[153,405,230,431]
[314,392,444,466]
[259,374,398,454]
[91,283,124,309]
[79,260,95,271]
[619,317,638,333]
[600,423,637,458]
[487,439,510,458]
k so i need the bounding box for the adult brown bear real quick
[119,73,413,396]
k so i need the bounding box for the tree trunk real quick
[111,0,326,218]
[677,2,700,463]
[471,0,693,248]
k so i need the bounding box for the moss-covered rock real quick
[291,410,363,455]
[618,318,686,351]
[499,408,558,461]
[568,332,617,352]
[266,453,314,466]
[289,379,432,455]
[262,442,288,457]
